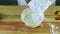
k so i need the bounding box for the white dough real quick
[21,8,44,28]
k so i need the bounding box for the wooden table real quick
[0,6,60,34]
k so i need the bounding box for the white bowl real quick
[21,8,44,28]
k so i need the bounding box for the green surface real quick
[0,0,18,5]
[56,0,60,6]
[0,0,60,5]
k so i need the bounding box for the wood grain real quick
[0,6,60,34]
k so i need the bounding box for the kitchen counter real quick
[0,6,60,34]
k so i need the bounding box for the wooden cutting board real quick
[0,6,60,34]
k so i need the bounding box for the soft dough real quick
[21,8,44,28]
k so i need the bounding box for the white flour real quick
[47,23,58,34]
